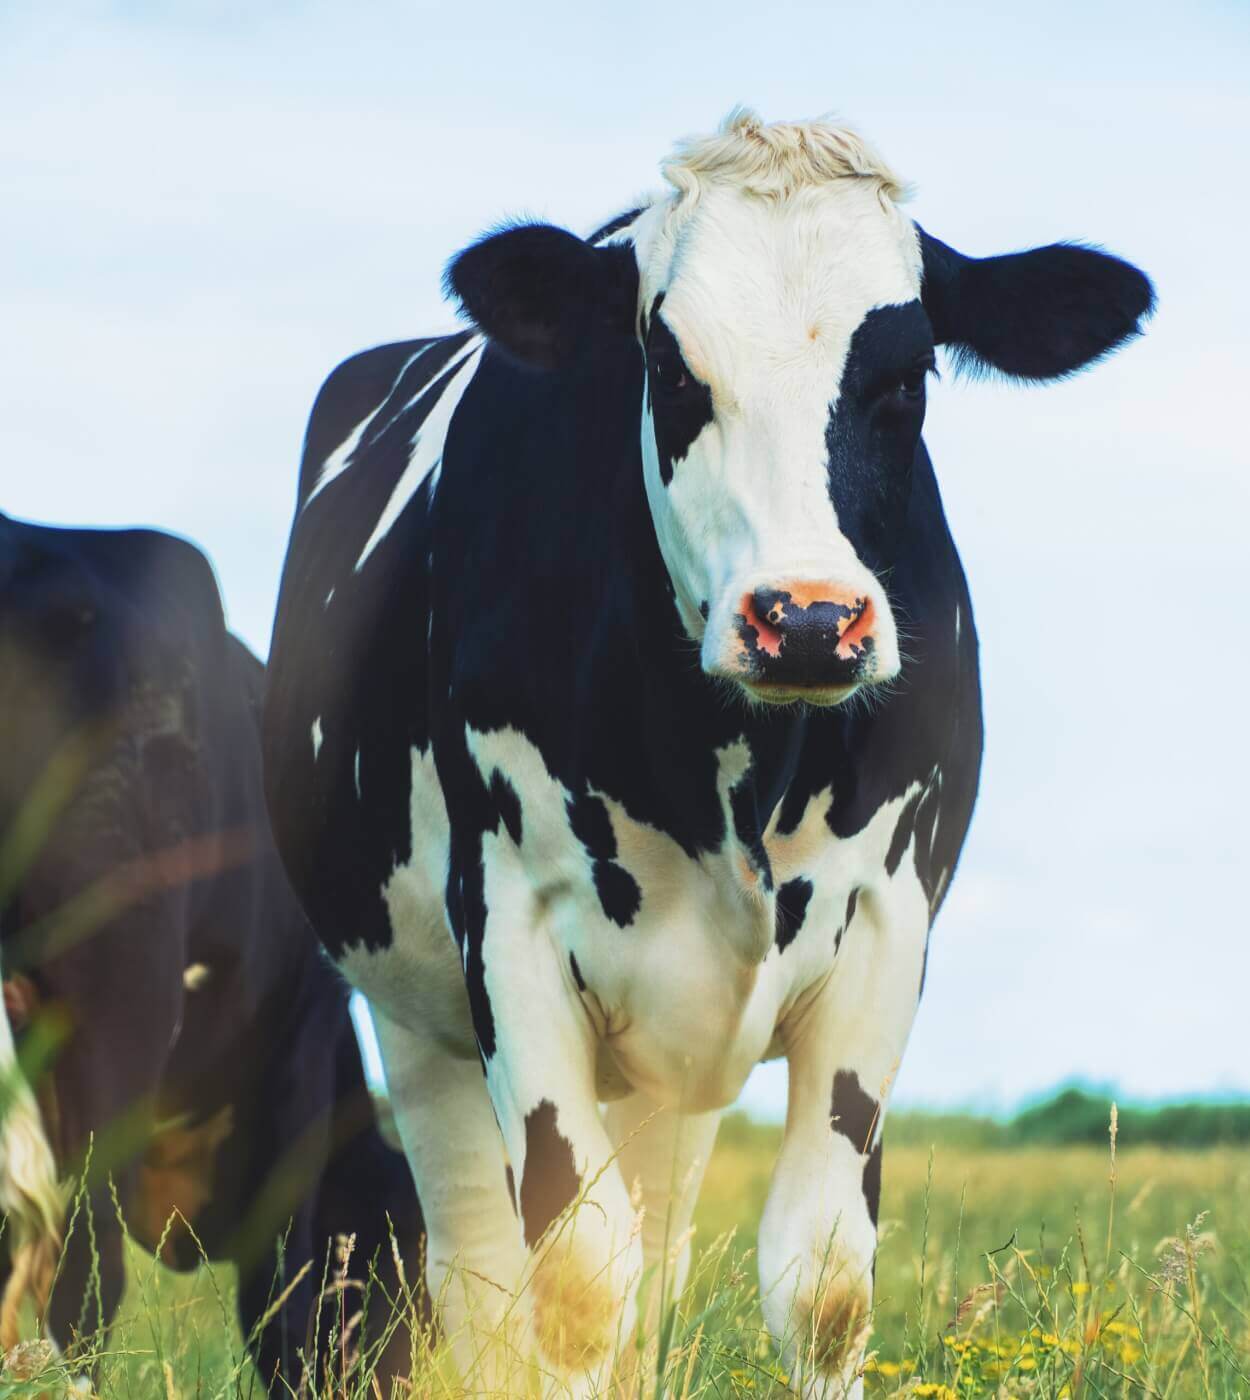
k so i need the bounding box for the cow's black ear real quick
[918,227,1155,381]
[444,222,639,369]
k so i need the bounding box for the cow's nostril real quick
[836,598,875,657]
[751,589,789,632]
[740,590,784,658]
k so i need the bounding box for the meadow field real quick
[5,1106,1248,1399]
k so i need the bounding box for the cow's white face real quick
[630,179,926,707]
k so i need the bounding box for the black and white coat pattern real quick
[264,112,1152,1396]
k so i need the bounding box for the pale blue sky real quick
[2,0,1246,1114]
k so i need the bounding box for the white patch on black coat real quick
[355,340,483,571]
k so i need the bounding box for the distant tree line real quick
[884,1087,1250,1149]
[1009,1087,1250,1147]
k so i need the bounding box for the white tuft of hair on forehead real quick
[661,107,911,215]
[628,108,923,366]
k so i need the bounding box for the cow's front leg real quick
[760,876,929,1398]
[603,1091,720,1391]
[481,920,642,1397]
[604,1091,721,1318]
[370,1007,527,1390]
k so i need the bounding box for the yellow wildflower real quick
[1103,1320,1141,1339]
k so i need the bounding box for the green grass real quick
[701,1115,1250,1397]
[4,1111,1248,1397]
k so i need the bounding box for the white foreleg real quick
[371,1008,528,1389]
[604,1090,721,1330]
[760,871,930,1398]
[481,905,643,1398]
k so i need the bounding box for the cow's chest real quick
[456,726,925,1111]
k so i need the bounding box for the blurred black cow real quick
[0,512,423,1387]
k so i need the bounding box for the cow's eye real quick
[897,365,929,399]
[650,352,689,393]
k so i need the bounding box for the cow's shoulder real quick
[297,334,471,507]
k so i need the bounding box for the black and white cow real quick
[264,111,1152,1395]
[0,514,422,1388]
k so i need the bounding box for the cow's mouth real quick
[737,677,863,708]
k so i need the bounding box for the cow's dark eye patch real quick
[649,347,689,393]
[826,301,933,575]
[862,353,936,411]
[647,312,714,486]
[895,359,935,400]
[647,317,697,398]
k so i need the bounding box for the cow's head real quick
[447,110,1153,707]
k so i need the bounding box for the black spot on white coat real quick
[565,792,641,927]
[862,1138,883,1227]
[831,1067,883,1229]
[729,762,775,891]
[775,877,814,953]
[569,952,586,991]
[885,789,923,878]
[520,1099,580,1248]
[830,1069,878,1155]
[490,768,523,846]
[836,888,860,954]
